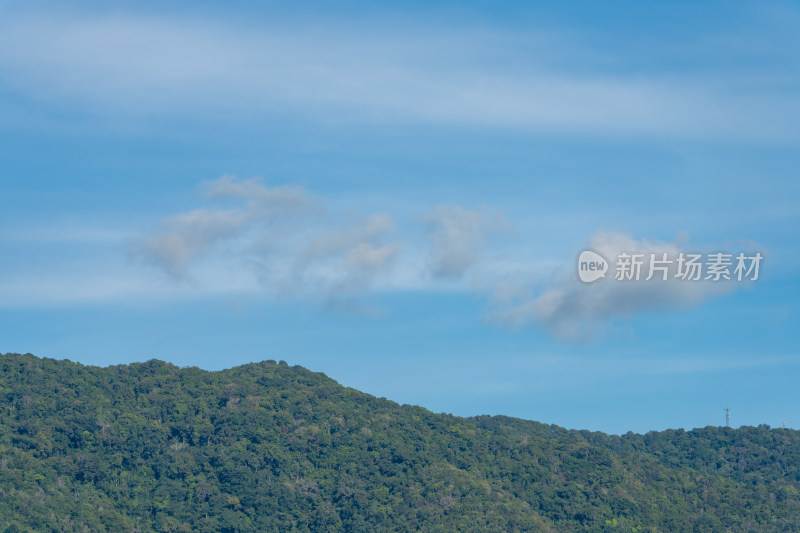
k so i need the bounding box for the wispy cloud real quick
[424,205,510,279]
[3,174,757,338]
[134,180,752,338]
[0,169,764,337]
[203,176,319,220]
[1,10,798,139]
[138,209,245,278]
[132,176,403,306]
[132,176,520,304]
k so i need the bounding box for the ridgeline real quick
[1,353,798,532]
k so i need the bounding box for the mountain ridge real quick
[1,352,799,532]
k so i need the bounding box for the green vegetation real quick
[1,353,799,532]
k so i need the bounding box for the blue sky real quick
[1,1,799,433]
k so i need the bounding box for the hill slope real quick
[1,353,799,532]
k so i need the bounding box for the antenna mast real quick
[725,407,730,428]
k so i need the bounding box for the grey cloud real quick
[136,177,399,302]
[347,242,398,275]
[424,205,510,279]
[135,208,244,278]
[303,214,393,259]
[202,176,320,220]
[488,231,741,341]
[288,214,399,295]
[135,176,317,279]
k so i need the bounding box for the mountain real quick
[1,353,798,532]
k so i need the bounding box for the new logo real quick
[577,250,608,283]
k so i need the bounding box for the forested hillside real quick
[1,353,799,532]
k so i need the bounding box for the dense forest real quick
[1,353,799,532]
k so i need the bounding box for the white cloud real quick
[0,10,798,139]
